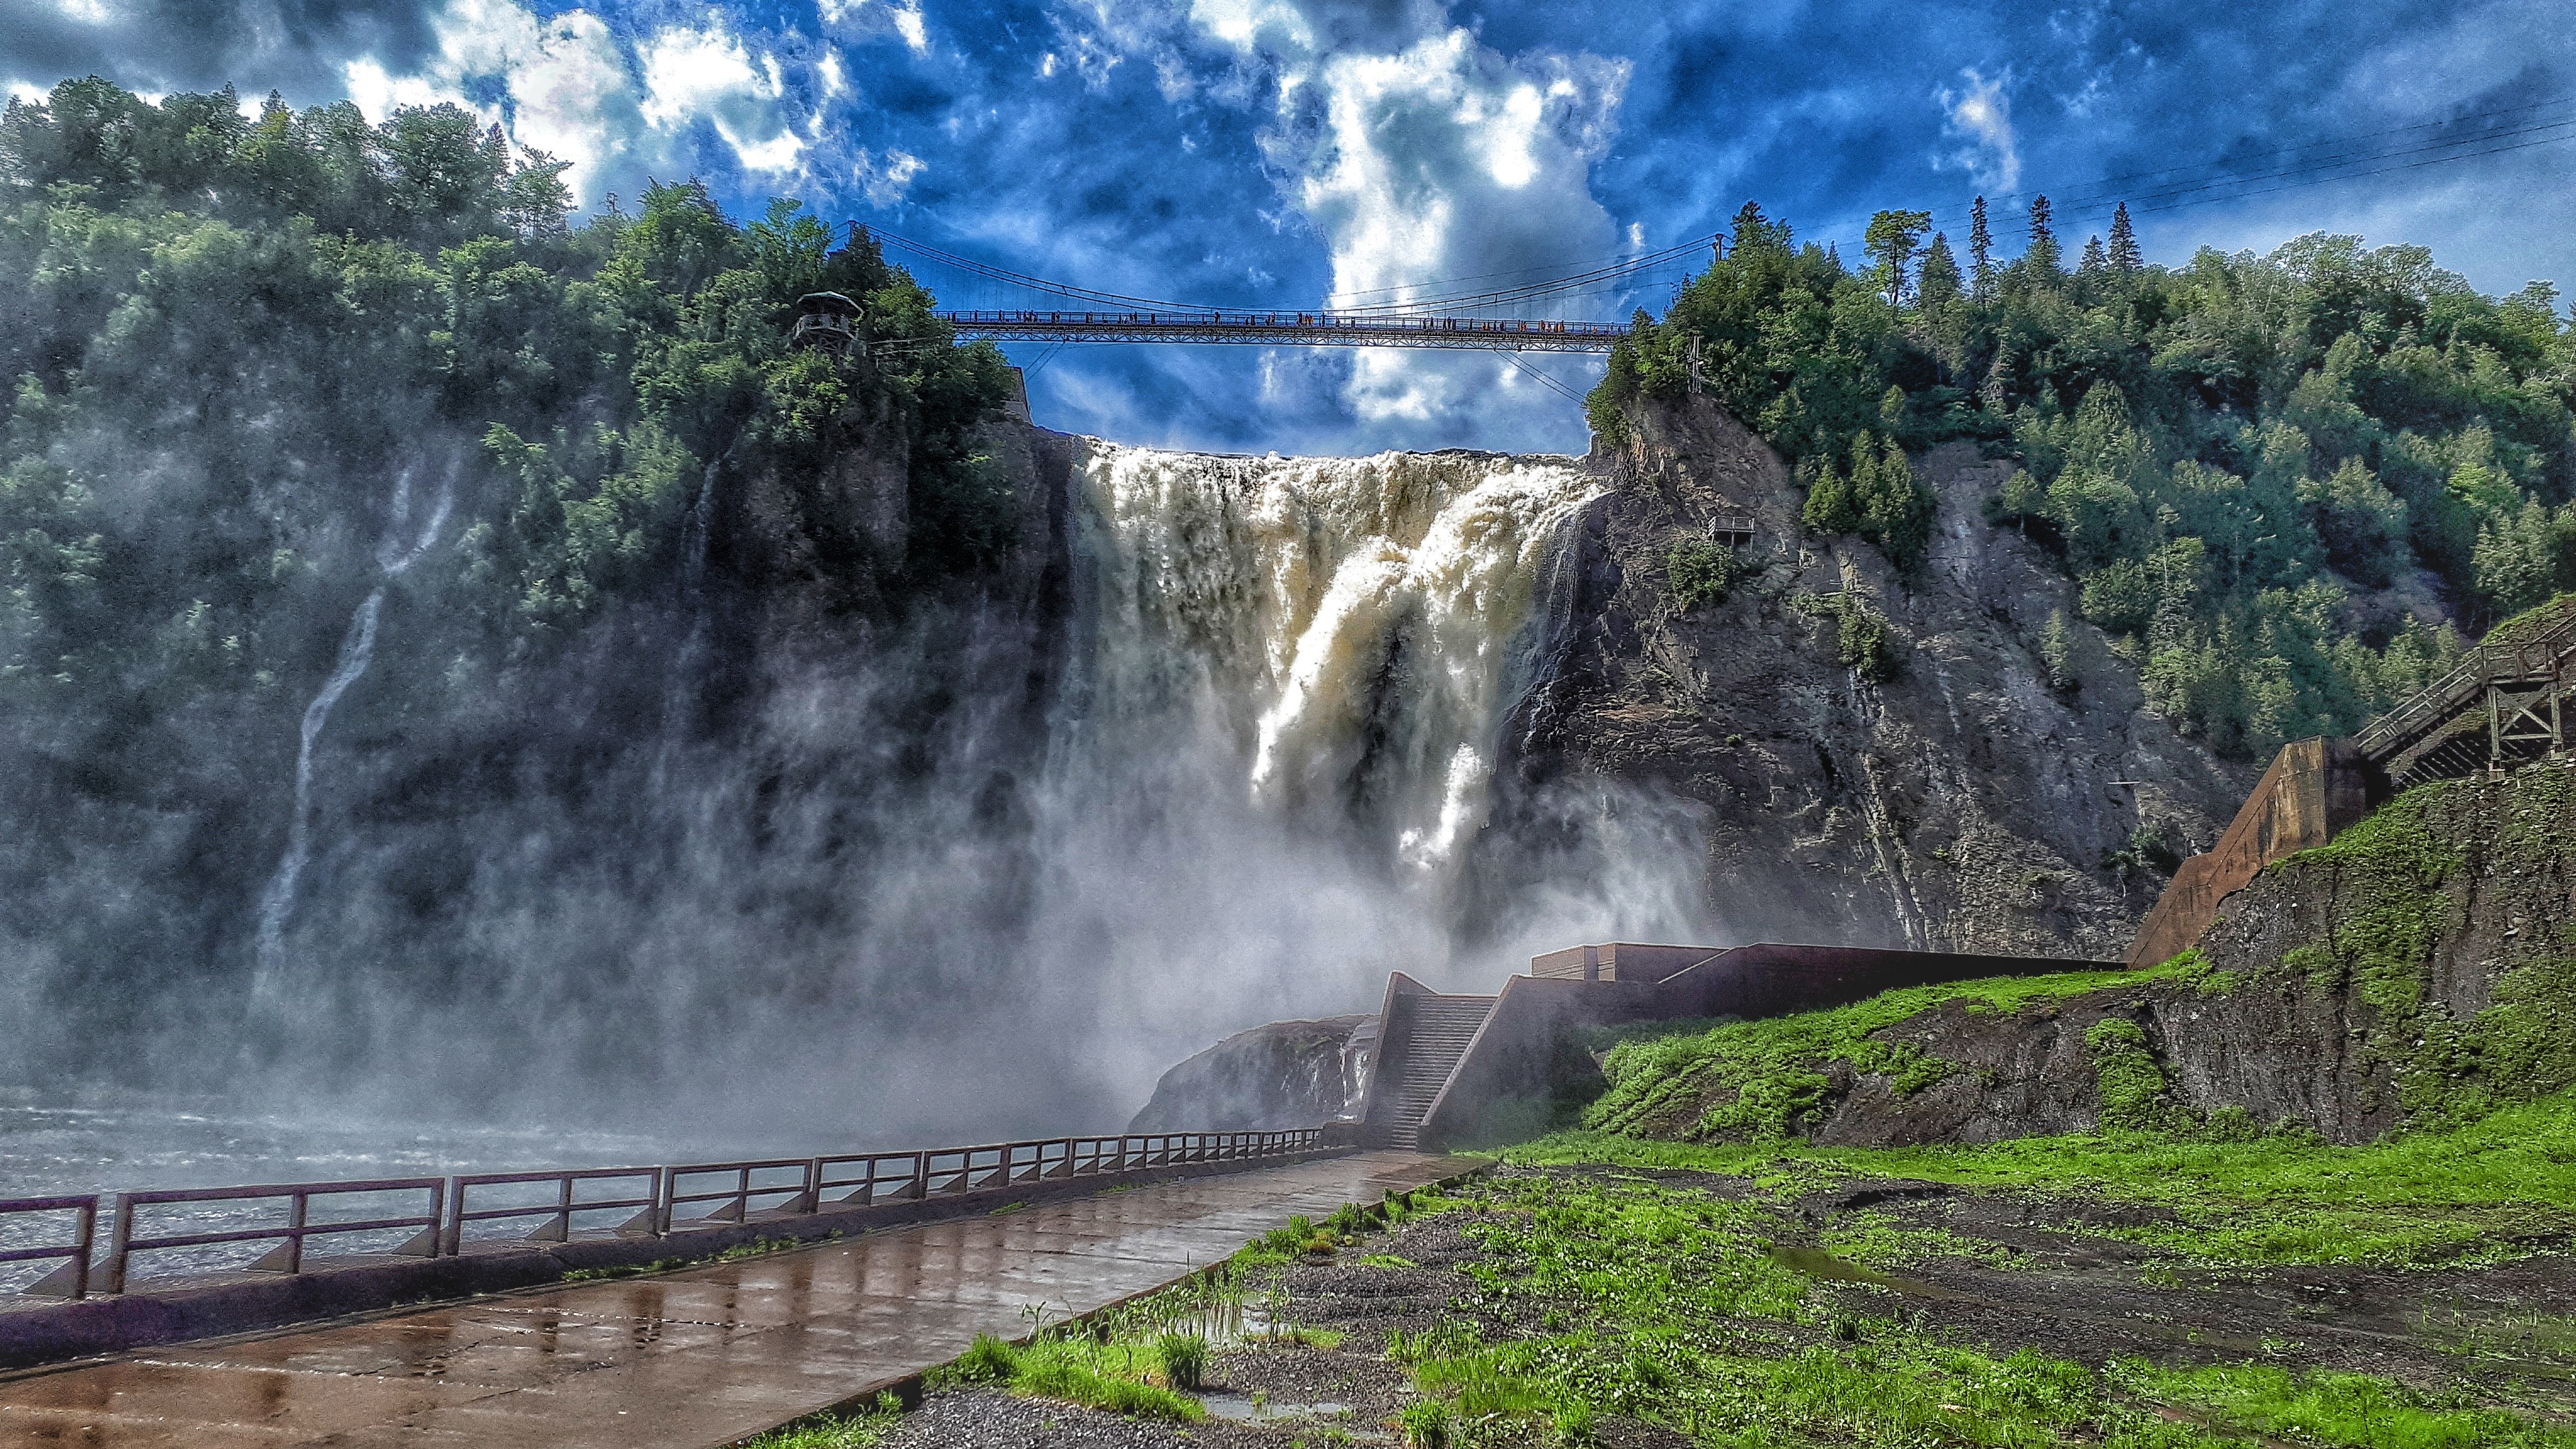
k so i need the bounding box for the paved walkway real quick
[0,1150,1467,1448]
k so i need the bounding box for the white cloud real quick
[817,0,929,55]
[1249,23,1628,428]
[637,18,806,174]
[335,2,852,197]
[339,1,643,196]
[854,146,924,204]
[342,56,457,119]
[49,0,119,24]
[1939,67,2020,193]
[891,3,929,54]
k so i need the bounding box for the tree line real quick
[1592,195,2575,758]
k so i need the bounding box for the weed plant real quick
[740,1394,903,1448]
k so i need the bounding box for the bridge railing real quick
[2355,605,2576,763]
[91,1178,449,1295]
[0,1196,100,1299]
[4,1128,1327,1302]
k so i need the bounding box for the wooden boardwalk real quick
[0,1150,1469,1448]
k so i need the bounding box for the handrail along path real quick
[0,1128,1321,1303]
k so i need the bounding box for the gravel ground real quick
[873,1163,2576,1446]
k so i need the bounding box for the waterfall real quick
[1068,442,1606,890]
[250,467,453,1001]
[252,589,382,1000]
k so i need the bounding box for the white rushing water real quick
[32,442,1705,1208]
[250,467,453,1001]
[1071,442,1606,889]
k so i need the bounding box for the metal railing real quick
[2356,602,2576,764]
[1,1128,1323,1302]
[934,309,1628,353]
[0,1196,100,1300]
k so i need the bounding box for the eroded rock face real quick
[1128,1015,1379,1131]
[1486,396,2255,959]
[1675,768,2576,1147]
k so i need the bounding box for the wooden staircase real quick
[1371,992,1496,1150]
[2357,596,2576,786]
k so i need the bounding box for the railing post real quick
[656,1166,676,1235]
[283,1191,308,1275]
[68,1197,95,1300]
[103,1194,132,1296]
[554,1175,575,1243]
[912,1150,930,1200]
[803,1157,823,1213]
[442,1177,463,1255]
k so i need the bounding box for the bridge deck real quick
[936,309,1626,351]
[0,1149,1469,1448]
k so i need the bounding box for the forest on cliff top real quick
[0,77,1014,726]
[1594,198,2576,759]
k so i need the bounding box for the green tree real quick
[2024,195,2061,276]
[2106,202,2142,272]
[1862,209,1933,306]
[1918,232,1962,309]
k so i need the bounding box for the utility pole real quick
[1687,334,1704,394]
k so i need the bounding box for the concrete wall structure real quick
[1528,943,1722,984]
[1416,943,2103,1150]
[2124,736,2384,969]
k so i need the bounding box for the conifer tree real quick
[2080,235,2107,273]
[2106,202,2142,272]
[1863,209,1933,305]
[2026,195,2060,274]
[1968,196,1994,300]
[1919,231,1962,307]
[1801,455,1858,536]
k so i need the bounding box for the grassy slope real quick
[1581,765,2576,1149]
[1579,960,2206,1141]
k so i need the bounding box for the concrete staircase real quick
[1375,993,1495,1150]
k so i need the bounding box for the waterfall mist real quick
[9,435,1712,1154]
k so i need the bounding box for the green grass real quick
[1383,1168,2576,1447]
[1582,958,2213,1142]
[2120,1361,2576,1448]
[932,1331,1201,1421]
[1514,1086,2576,1267]
[739,1395,904,1448]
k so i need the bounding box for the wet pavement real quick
[0,1150,1470,1448]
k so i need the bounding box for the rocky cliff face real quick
[1488,395,2256,960]
[1626,765,2576,1148]
[1127,1015,1377,1131]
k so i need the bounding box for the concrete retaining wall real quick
[2125,736,2384,969]
[1418,944,2104,1151]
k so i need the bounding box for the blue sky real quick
[5,0,2572,454]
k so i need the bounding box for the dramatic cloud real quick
[7,0,2573,452]
[1939,67,2020,193]
[635,16,804,174]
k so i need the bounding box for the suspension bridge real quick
[933,308,1628,351]
[864,227,1678,358]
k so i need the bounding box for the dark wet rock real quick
[1129,1014,1377,1131]
[1478,395,2253,960]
